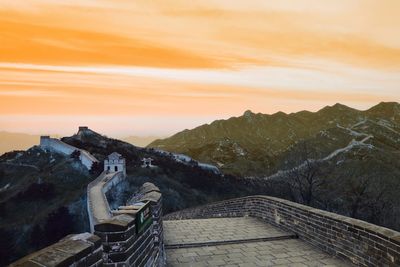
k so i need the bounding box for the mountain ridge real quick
[148,102,400,177]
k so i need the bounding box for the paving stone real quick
[272,258,292,265]
[164,217,352,267]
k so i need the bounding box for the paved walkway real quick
[164,217,351,267]
[87,172,113,224]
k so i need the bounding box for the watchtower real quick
[104,152,126,176]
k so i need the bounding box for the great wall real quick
[10,127,400,266]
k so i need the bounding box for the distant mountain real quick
[121,135,164,147]
[0,132,42,155]
[2,114,400,264]
[148,102,400,230]
[148,102,400,178]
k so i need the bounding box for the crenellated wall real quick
[12,129,164,266]
[93,182,164,266]
[87,171,125,232]
[164,195,400,267]
[11,181,164,267]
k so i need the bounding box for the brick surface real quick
[165,218,350,266]
[165,195,400,266]
[164,217,288,245]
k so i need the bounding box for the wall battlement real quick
[85,151,164,266]
[10,233,103,267]
[164,195,400,266]
[93,182,164,266]
[12,180,164,267]
[39,136,98,169]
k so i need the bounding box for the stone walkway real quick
[87,172,113,224]
[164,217,351,267]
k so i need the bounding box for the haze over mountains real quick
[0,133,160,155]
[0,132,49,155]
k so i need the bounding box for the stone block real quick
[94,214,135,232]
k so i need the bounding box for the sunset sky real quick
[0,0,399,137]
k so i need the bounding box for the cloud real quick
[0,61,398,95]
[0,1,399,69]
[0,0,399,135]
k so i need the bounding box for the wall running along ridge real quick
[11,180,164,267]
[13,131,164,266]
[39,136,98,169]
[87,171,125,232]
[94,182,164,266]
[164,195,400,266]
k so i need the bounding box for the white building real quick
[141,158,155,168]
[104,152,126,176]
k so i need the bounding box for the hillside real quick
[0,129,276,265]
[0,147,92,265]
[148,102,400,231]
[149,102,400,178]
[61,128,276,213]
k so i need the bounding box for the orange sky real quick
[0,0,399,136]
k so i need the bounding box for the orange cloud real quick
[0,0,399,135]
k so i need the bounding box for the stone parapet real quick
[39,136,98,169]
[10,233,102,267]
[92,182,164,266]
[12,182,164,267]
[164,195,400,266]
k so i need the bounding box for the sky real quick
[0,0,399,137]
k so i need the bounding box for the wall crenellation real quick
[10,232,103,267]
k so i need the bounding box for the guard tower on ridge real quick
[104,152,126,176]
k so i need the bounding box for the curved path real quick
[87,171,113,225]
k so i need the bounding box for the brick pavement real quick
[165,217,351,266]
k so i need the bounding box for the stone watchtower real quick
[104,152,126,176]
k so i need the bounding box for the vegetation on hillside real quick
[1,102,400,264]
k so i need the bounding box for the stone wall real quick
[87,171,123,232]
[39,136,98,169]
[10,233,102,267]
[164,195,400,266]
[95,183,165,266]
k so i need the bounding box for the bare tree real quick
[343,175,371,218]
[284,142,327,206]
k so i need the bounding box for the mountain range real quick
[1,102,400,264]
[149,102,400,178]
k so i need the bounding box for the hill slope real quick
[0,129,277,265]
[149,102,400,178]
